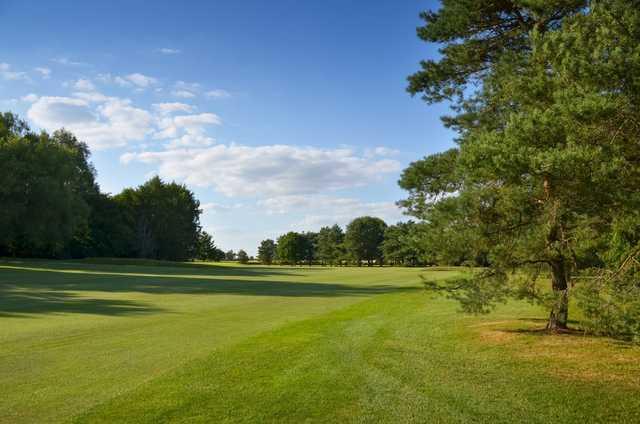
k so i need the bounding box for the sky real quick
[0,0,455,255]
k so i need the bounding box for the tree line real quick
[1,113,427,267]
[0,113,221,261]
[255,218,427,266]
[402,0,640,339]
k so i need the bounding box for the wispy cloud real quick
[152,102,196,115]
[0,62,30,81]
[157,48,181,55]
[94,72,158,89]
[171,81,200,98]
[172,90,196,98]
[34,67,52,79]
[51,57,88,66]
[205,89,231,99]
[73,78,96,91]
[259,194,404,230]
[112,73,158,88]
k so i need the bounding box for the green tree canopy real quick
[300,232,317,266]
[381,221,424,266]
[0,113,98,257]
[258,239,276,265]
[1,112,215,262]
[115,176,201,261]
[316,225,345,265]
[196,230,218,261]
[276,232,305,265]
[402,0,640,331]
[345,217,387,266]
[237,249,249,264]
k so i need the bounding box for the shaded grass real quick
[1,260,639,423]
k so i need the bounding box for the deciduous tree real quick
[316,225,345,265]
[237,249,249,264]
[258,239,276,265]
[345,217,387,266]
[276,232,304,265]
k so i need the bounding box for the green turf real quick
[1,260,638,423]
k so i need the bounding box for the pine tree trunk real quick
[547,259,569,331]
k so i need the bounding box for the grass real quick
[1,260,639,423]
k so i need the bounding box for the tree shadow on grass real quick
[516,317,581,326]
[1,259,308,278]
[0,265,419,317]
[494,318,589,339]
[0,287,162,318]
[490,319,638,348]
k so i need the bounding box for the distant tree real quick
[345,217,387,266]
[300,232,317,265]
[382,221,423,266]
[195,230,218,261]
[115,177,200,261]
[212,247,226,262]
[237,249,249,264]
[85,193,135,258]
[258,239,276,265]
[276,232,304,265]
[316,225,345,265]
[225,250,236,261]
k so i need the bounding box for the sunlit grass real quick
[0,259,638,423]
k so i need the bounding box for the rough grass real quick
[0,259,638,423]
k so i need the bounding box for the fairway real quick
[1,260,639,423]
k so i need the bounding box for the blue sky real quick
[0,0,454,254]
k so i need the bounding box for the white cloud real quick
[172,90,196,98]
[113,76,130,86]
[125,73,157,88]
[157,48,181,55]
[162,132,216,149]
[111,73,157,88]
[205,89,231,99]
[258,194,403,231]
[73,79,96,91]
[0,62,29,81]
[152,102,195,115]
[365,146,400,158]
[28,96,153,150]
[34,67,51,79]
[120,144,401,197]
[258,194,404,230]
[175,81,200,91]
[28,96,94,125]
[154,112,221,146]
[171,81,200,98]
[72,91,111,103]
[201,202,244,214]
[96,73,113,84]
[173,113,221,127]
